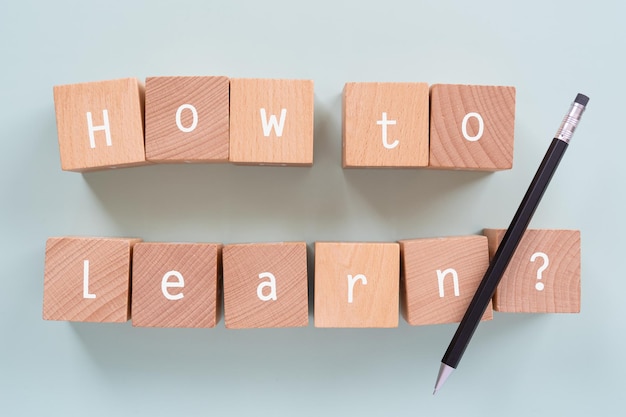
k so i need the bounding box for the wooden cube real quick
[399,236,492,325]
[43,237,140,322]
[222,242,308,328]
[53,78,147,171]
[429,84,516,170]
[343,82,429,168]
[229,78,314,166]
[483,229,581,313]
[144,76,230,163]
[314,242,399,328]
[131,242,222,328]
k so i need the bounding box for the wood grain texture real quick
[429,84,516,170]
[229,78,314,166]
[314,242,399,328]
[144,76,229,163]
[43,237,141,322]
[484,229,581,313]
[343,82,429,168]
[399,236,491,326]
[53,78,147,172]
[222,242,308,328]
[131,242,221,328]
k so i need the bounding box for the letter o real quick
[461,112,484,142]
[175,104,198,133]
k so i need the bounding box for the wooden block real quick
[314,242,399,328]
[483,229,581,313]
[429,84,516,170]
[43,237,140,322]
[229,78,314,166]
[144,76,230,163]
[53,78,147,172]
[131,242,221,328]
[222,242,308,328]
[343,82,429,168]
[399,236,491,325]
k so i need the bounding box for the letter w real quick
[260,108,287,137]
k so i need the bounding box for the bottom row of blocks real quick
[42,230,581,328]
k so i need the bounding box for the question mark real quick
[530,252,549,291]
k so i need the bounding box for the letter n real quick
[437,268,460,298]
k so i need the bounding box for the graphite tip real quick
[575,93,589,107]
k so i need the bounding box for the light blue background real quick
[1,1,621,415]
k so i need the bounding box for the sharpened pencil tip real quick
[433,363,454,394]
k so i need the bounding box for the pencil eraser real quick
[575,94,589,106]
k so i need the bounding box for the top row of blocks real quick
[53,77,516,172]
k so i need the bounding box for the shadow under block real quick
[429,84,516,170]
[483,229,581,313]
[53,78,147,172]
[131,242,221,328]
[343,82,429,168]
[229,78,314,165]
[314,242,399,328]
[144,76,230,163]
[43,237,141,322]
[399,236,492,326]
[222,242,308,328]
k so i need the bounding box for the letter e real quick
[161,270,185,301]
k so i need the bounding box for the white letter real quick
[86,109,112,148]
[376,112,399,149]
[83,259,96,299]
[260,108,287,137]
[347,274,367,303]
[461,112,484,142]
[175,104,198,133]
[257,272,277,301]
[437,268,460,297]
[161,270,184,301]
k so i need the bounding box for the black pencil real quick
[433,93,589,394]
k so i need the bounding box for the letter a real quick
[86,109,112,148]
[260,108,287,137]
[257,272,277,301]
[83,259,96,299]
[347,274,367,303]
[437,268,460,297]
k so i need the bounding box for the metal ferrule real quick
[555,102,586,143]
